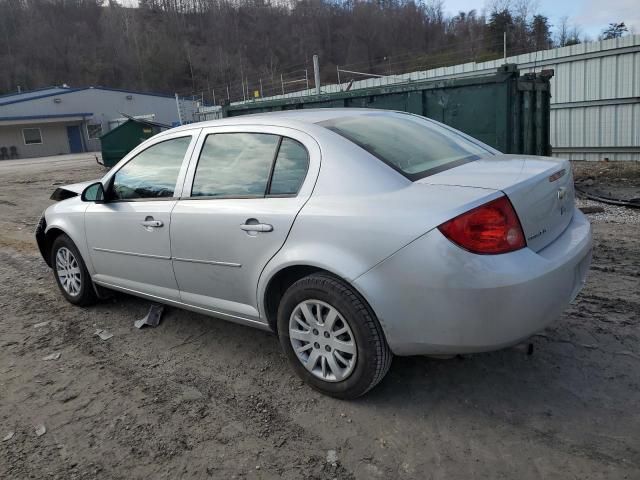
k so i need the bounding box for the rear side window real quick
[111,136,191,200]
[318,113,493,180]
[192,133,280,197]
[268,138,309,195]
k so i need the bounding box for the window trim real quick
[106,135,194,203]
[188,132,309,200]
[266,137,310,197]
[22,127,43,145]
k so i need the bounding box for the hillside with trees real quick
[0,0,611,103]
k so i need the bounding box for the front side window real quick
[110,136,191,200]
[268,138,309,195]
[192,133,280,197]
[318,113,494,180]
[23,128,42,145]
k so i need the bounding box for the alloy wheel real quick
[289,299,357,382]
[55,247,82,296]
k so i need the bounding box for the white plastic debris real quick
[2,431,14,442]
[94,329,113,341]
[134,304,164,329]
[35,424,46,437]
[33,321,50,328]
[326,449,338,465]
[42,352,61,361]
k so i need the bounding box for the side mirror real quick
[81,182,105,202]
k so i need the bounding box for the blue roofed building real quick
[0,86,199,159]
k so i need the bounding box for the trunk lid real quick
[419,154,574,251]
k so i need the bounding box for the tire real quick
[50,234,96,306]
[277,273,392,399]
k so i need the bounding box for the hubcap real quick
[289,300,357,382]
[55,247,82,296]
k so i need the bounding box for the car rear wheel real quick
[51,234,96,306]
[277,273,392,399]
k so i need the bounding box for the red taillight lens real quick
[438,196,526,254]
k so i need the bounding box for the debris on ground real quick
[326,449,338,465]
[42,352,61,361]
[134,304,165,329]
[94,329,114,341]
[2,431,14,442]
[579,206,605,214]
[34,424,46,437]
[33,321,49,328]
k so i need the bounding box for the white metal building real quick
[0,86,199,159]
[243,35,640,161]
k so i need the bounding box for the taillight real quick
[438,195,526,255]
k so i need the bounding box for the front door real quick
[86,134,195,300]
[66,125,83,153]
[170,127,319,321]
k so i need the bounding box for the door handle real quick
[240,223,273,232]
[141,219,164,228]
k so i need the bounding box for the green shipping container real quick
[223,64,553,156]
[100,119,162,168]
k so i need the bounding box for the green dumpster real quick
[223,64,552,156]
[100,119,164,168]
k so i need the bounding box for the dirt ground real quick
[1,154,639,480]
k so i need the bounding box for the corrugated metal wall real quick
[240,35,640,161]
[518,36,640,161]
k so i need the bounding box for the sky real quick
[444,0,638,39]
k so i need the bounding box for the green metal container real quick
[100,119,161,168]
[223,64,552,156]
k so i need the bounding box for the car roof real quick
[169,108,403,133]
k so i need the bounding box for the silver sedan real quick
[36,109,592,398]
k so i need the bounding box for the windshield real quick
[318,113,495,180]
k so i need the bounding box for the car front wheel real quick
[277,273,392,399]
[50,234,96,306]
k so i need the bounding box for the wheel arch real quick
[260,263,387,342]
[43,220,93,274]
[40,226,68,267]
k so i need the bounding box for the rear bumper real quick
[354,208,592,356]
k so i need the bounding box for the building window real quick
[87,123,103,139]
[23,128,42,145]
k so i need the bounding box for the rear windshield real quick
[318,113,494,180]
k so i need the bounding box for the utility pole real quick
[259,78,264,98]
[212,88,216,106]
[280,74,285,95]
[503,31,507,63]
[174,93,183,125]
[313,54,321,95]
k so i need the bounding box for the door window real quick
[268,138,309,195]
[110,136,191,200]
[191,133,280,197]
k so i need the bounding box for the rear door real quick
[170,125,320,321]
[85,131,198,300]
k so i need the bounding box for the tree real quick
[602,22,628,40]
[486,9,514,54]
[0,0,588,101]
[556,16,581,47]
[530,14,551,50]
